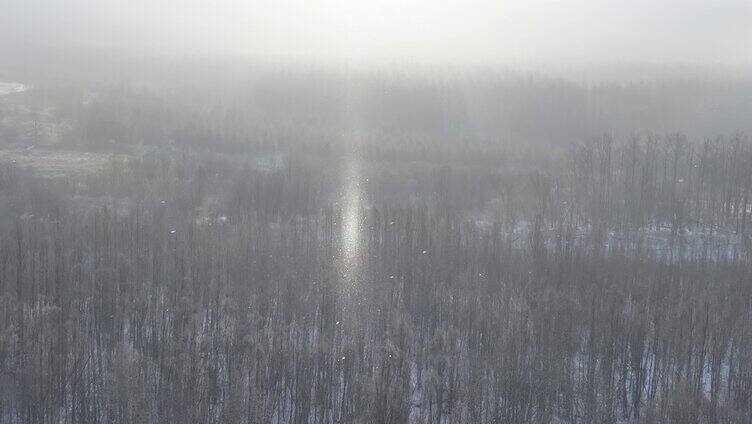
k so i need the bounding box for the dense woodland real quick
[2,105,752,423]
[1,0,751,415]
[0,56,751,423]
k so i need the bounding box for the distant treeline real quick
[4,62,752,153]
[73,73,752,149]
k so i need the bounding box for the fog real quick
[3,2,752,423]
[4,0,751,70]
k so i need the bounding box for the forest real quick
[1,58,752,423]
[3,0,752,414]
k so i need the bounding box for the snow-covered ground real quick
[467,199,748,262]
[0,82,30,96]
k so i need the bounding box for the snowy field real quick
[0,82,30,96]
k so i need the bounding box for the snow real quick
[0,82,30,96]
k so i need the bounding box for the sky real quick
[3,0,751,69]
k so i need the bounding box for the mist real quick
[4,0,752,70]
[3,1,752,423]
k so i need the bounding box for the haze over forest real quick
[1,1,752,423]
